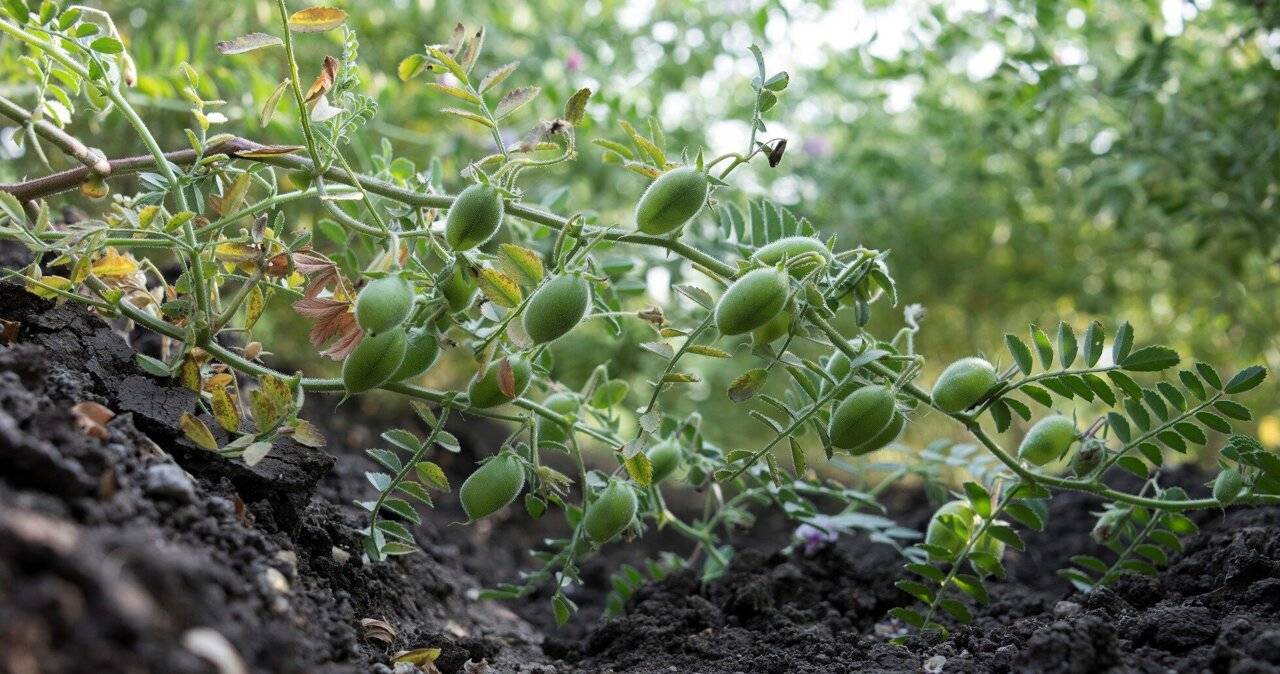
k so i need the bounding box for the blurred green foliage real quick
[3,0,1277,448]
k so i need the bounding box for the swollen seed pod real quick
[1091,507,1130,544]
[1070,439,1103,477]
[440,263,478,313]
[634,167,710,235]
[342,328,407,394]
[459,451,525,521]
[584,479,638,544]
[1213,468,1244,505]
[931,357,998,413]
[751,309,792,346]
[445,184,505,251]
[467,355,533,408]
[390,327,440,382]
[829,385,898,453]
[355,273,414,335]
[647,440,683,484]
[925,500,975,560]
[714,268,789,336]
[535,392,581,447]
[750,236,833,278]
[523,274,591,344]
[1018,414,1078,466]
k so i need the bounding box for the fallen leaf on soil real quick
[360,617,396,644]
[70,401,115,439]
[0,318,19,344]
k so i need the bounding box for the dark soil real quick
[2,266,1279,674]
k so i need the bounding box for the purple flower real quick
[802,135,832,158]
[795,517,839,555]
[565,50,585,73]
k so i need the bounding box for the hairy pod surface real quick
[459,451,525,521]
[390,327,440,382]
[1018,414,1078,466]
[445,184,505,251]
[714,268,789,336]
[1213,468,1244,504]
[646,440,683,484]
[751,309,792,346]
[584,479,638,544]
[829,385,899,453]
[925,500,975,560]
[523,274,591,344]
[749,236,832,278]
[440,263,478,313]
[634,167,709,235]
[535,392,581,446]
[931,357,998,413]
[355,273,414,335]
[342,328,407,394]
[467,355,533,408]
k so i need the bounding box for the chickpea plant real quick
[1,1,1275,634]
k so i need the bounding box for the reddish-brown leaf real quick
[497,357,516,398]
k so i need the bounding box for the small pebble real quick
[144,464,195,504]
[1054,600,1082,617]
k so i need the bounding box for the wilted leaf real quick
[260,78,290,127]
[290,419,326,447]
[304,55,340,105]
[359,617,396,644]
[242,441,272,466]
[495,86,540,119]
[479,61,519,93]
[216,32,282,55]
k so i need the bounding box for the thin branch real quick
[0,95,111,176]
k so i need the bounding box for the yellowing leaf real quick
[245,286,266,329]
[250,374,294,431]
[90,248,139,278]
[393,648,441,667]
[209,386,240,433]
[497,244,544,287]
[179,355,202,392]
[214,242,259,264]
[476,267,522,308]
[180,412,218,451]
[397,54,426,81]
[624,451,653,487]
[287,7,347,33]
[291,419,326,447]
[25,275,72,299]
